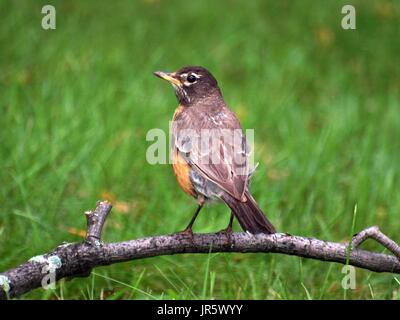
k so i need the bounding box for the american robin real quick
[154,66,276,235]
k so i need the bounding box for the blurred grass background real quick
[1,0,399,299]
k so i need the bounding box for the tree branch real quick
[351,226,400,260]
[1,201,399,299]
[84,200,112,246]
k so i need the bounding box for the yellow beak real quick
[153,71,182,87]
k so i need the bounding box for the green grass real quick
[1,0,400,299]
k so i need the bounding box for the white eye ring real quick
[187,74,197,83]
[181,73,200,86]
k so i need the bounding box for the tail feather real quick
[221,191,276,234]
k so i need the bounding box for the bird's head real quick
[154,66,221,105]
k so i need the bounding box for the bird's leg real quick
[182,204,203,235]
[175,196,205,238]
[217,212,234,244]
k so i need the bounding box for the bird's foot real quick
[174,227,195,243]
[217,226,234,246]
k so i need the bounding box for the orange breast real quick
[172,148,195,197]
[171,105,194,197]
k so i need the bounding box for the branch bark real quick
[1,201,399,299]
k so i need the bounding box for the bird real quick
[153,66,276,235]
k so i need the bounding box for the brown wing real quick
[172,106,250,201]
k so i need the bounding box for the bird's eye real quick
[187,74,197,83]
